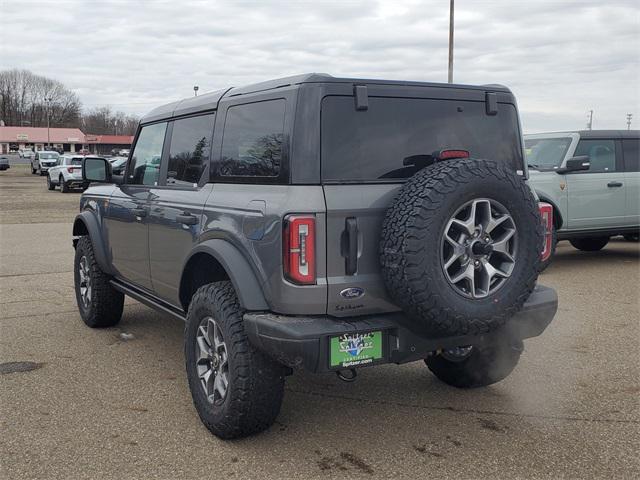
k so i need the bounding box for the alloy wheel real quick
[195,316,229,404]
[78,256,92,308]
[441,198,517,299]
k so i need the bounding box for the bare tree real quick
[0,69,81,127]
[81,106,138,135]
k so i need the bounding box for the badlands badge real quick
[330,331,383,368]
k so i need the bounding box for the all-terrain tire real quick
[47,175,55,190]
[538,225,557,272]
[380,158,542,336]
[74,236,124,327]
[184,281,286,439]
[570,237,609,251]
[425,340,523,388]
[60,176,70,193]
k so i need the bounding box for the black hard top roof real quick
[140,73,512,124]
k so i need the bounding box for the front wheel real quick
[425,340,523,388]
[184,281,286,439]
[569,237,609,251]
[74,236,124,327]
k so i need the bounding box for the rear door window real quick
[622,138,640,172]
[217,99,285,178]
[321,96,523,182]
[167,114,215,186]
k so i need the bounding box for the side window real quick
[128,122,167,185]
[218,99,285,177]
[622,138,640,172]
[167,114,215,186]
[573,139,616,173]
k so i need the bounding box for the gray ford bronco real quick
[74,74,558,439]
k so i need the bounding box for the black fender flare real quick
[72,211,114,275]
[536,193,563,230]
[183,239,269,311]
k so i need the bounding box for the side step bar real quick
[110,279,186,322]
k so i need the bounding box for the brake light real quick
[283,215,316,285]
[539,202,553,261]
[437,149,470,160]
[67,167,75,173]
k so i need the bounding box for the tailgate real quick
[323,184,402,317]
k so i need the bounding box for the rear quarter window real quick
[321,96,523,182]
[216,99,285,179]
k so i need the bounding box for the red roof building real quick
[0,126,134,154]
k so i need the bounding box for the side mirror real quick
[557,155,590,174]
[83,157,112,183]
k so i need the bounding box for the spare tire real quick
[380,158,542,336]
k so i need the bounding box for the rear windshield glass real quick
[40,153,59,159]
[71,159,83,166]
[321,96,523,182]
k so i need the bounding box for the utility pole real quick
[45,97,52,148]
[193,85,199,97]
[448,0,454,83]
[627,113,633,130]
[587,110,593,130]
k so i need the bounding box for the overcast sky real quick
[1,0,638,132]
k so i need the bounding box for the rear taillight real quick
[67,167,75,173]
[539,202,553,261]
[283,214,316,285]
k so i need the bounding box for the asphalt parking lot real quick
[1,163,639,479]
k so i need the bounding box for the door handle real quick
[132,208,147,217]
[176,213,198,225]
[344,217,358,275]
[607,181,623,188]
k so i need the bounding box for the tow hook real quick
[336,368,357,382]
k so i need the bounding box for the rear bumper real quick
[244,284,558,373]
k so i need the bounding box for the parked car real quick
[118,148,130,157]
[78,149,91,156]
[108,156,128,175]
[19,148,35,159]
[32,150,60,175]
[73,74,558,439]
[525,130,640,267]
[0,156,10,171]
[47,155,89,192]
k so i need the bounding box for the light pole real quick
[45,97,52,148]
[193,85,199,97]
[627,113,633,130]
[448,0,454,83]
[587,110,593,130]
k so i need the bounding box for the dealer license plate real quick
[330,331,383,368]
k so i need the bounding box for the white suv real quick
[47,155,88,192]
[32,150,60,175]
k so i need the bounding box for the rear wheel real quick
[184,281,286,439]
[74,236,124,328]
[569,237,609,251]
[426,340,523,388]
[46,175,55,190]
[60,176,69,193]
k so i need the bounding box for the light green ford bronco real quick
[525,130,639,268]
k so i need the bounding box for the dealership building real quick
[0,126,133,155]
